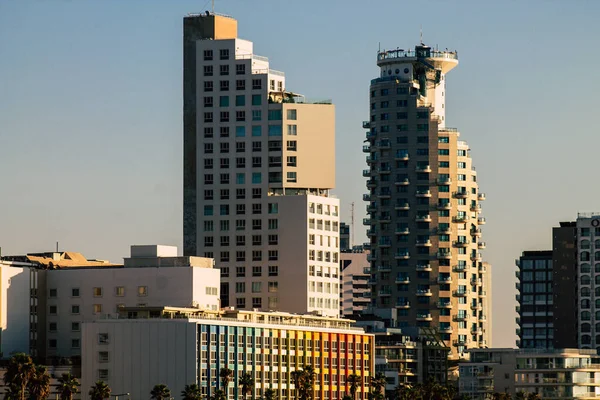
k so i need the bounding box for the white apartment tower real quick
[364,44,490,357]
[183,13,340,316]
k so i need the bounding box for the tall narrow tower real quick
[364,44,490,357]
[183,13,340,316]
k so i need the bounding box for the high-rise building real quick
[340,222,351,252]
[183,13,340,316]
[340,251,371,317]
[553,221,577,348]
[364,44,490,356]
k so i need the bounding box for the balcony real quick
[366,131,376,140]
[437,177,452,185]
[366,179,377,188]
[471,228,482,237]
[362,145,371,153]
[416,289,432,297]
[453,240,469,248]
[380,215,392,223]
[366,229,377,237]
[362,121,370,129]
[395,276,410,284]
[439,326,453,333]
[471,303,483,311]
[363,218,372,226]
[453,290,467,297]
[437,251,452,259]
[452,315,467,322]
[471,278,482,286]
[376,265,392,272]
[478,242,486,249]
[470,204,482,212]
[478,340,487,347]
[395,177,410,186]
[452,265,467,272]
[478,193,486,201]
[378,191,391,199]
[366,203,377,213]
[478,217,486,225]
[437,301,452,309]
[395,202,410,210]
[416,264,432,272]
[416,214,432,223]
[478,290,487,297]
[363,194,372,201]
[366,155,376,164]
[452,339,469,347]
[395,301,410,309]
[479,314,487,322]
[453,191,468,199]
[452,215,468,223]
[437,203,452,210]
[362,169,371,177]
[395,152,409,161]
[417,313,433,321]
[367,254,376,262]
[416,165,432,173]
[438,276,452,284]
[479,264,487,273]
[363,243,371,250]
[379,290,392,297]
[395,227,410,235]
[471,253,482,262]
[416,240,432,247]
[395,251,410,260]
[378,240,391,248]
[437,226,452,234]
[378,142,391,150]
[471,327,483,335]
[416,190,432,198]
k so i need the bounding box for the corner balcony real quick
[437,226,452,234]
[376,265,392,272]
[438,276,452,284]
[478,339,488,347]
[453,240,469,248]
[453,191,468,199]
[470,204,482,212]
[471,278,482,286]
[363,218,372,226]
[378,142,391,150]
[366,155,376,164]
[395,227,410,235]
[453,339,469,347]
[478,264,487,273]
[416,289,433,297]
[479,314,487,322]
[471,327,483,335]
[362,121,371,129]
[395,152,409,161]
[366,229,377,237]
[366,179,377,188]
[362,145,371,153]
[452,290,467,297]
[439,326,453,333]
[416,165,432,173]
[471,253,482,262]
[416,239,432,247]
[471,303,483,311]
[452,265,467,272]
[437,177,452,185]
[452,215,468,223]
[366,203,376,213]
[417,313,433,321]
[416,190,432,198]
[416,214,432,223]
[395,202,410,210]
[395,177,410,186]
[377,165,392,174]
[471,228,482,237]
[416,264,432,272]
[395,251,410,260]
[478,242,486,249]
[452,315,467,322]
[478,217,486,225]
[395,301,410,309]
[478,193,486,201]
[395,276,410,284]
[437,301,452,309]
[437,203,452,211]
[362,169,371,177]
[363,193,372,201]
[437,250,452,260]
[478,290,487,297]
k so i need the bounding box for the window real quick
[268,125,282,136]
[237,266,246,277]
[220,81,229,91]
[236,298,246,308]
[287,156,297,167]
[252,297,262,308]
[204,81,213,92]
[220,49,229,60]
[253,219,262,230]
[268,110,282,120]
[287,125,297,135]
[93,304,103,314]
[236,80,246,90]
[286,172,297,182]
[220,96,229,107]
[236,64,245,75]
[72,288,80,297]
[253,266,262,277]
[71,322,80,332]
[71,339,80,349]
[115,287,125,297]
[49,339,57,349]
[268,219,278,229]
[236,111,246,121]
[236,282,246,293]
[98,369,109,380]
[220,111,229,122]
[235,95,245,106]
[287,141,297,151]
[138,286,148,296]
[252,126,261,137]
[269,250,279,261]
[252,282,262,293]
[252,79,262,90]
[269,265,279,276]
[98,351,109,363]
[49,322,57,332]
[204,65,213,76]
[252,94,261,106]
[236,173,245,185]
[71,305,80,314]
[49,288,57,298]
[268,282,278,293]
[220,65,229,76]
[252,173,262,184]
[204,50,213,61]
[93,287,103,297]
[268,235,278,245]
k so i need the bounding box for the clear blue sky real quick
[2,0,599,347]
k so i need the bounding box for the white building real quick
[0,261,34,357]
[182,13,340,317]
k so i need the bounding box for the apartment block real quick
[183,12,340,316]
[459,348,600,400]
[364,44,490,357]
[81,307,374,400]
[340,251,371,317]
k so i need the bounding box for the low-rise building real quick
[340,251,371,317]
[82,307,374,400]
[459,348,600,399]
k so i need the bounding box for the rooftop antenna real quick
[420,25,423,45]
[350,202,355,249]
[211,0,215,13]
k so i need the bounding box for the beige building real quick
[364,44,490,357]
[340,251,371,317]
[183,13,340,316]
[460,348,600,399]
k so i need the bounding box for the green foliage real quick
[220,368,234,390]
[263,388,276,400]
[88,381,111,400]
[56,373,79,400]
[238,372,254,400]
[291,365,316,400]
[150,384,171,400]
[209,389,227,400]
[4,353,36,400]
[346,374,361,400]
[28,366,51,400]
[181,384,203,400]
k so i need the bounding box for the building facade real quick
[340,223,350,252]
[81,308,374,400]
[515,250,554,349]
[364,44,490,357]
[553,221,578,349]
[459,348,600,400]
[183,13,340,317]
[340,251,371,317]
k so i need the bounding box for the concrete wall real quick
[0,264,31,357]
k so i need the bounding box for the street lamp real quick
[110,393,130,400]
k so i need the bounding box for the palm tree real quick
[369,373,386,398]
[238,372,254,400]
[150,384,171,400]
[88,381,111,400]
[4,353,36,400]
[56,373,79,400]
[220,368,234,391]
[515,393,526,400]
[181,384,203,400]
[210,389,227,400]
[28,366,51,400]
[291,366,316,400]
[263,388,276,400]
[346,374,361,400]
[4,384,21,400]
[526,394,541,400]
